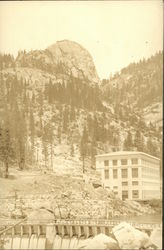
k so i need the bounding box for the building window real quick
[104,170,109,179]
[113,169,118,178]
[121,169,128,178]
[121,159,127,165]
[132,181,138,186]
[113,160,117,166]
[132,168,138,178]
[122,181,128,186]
[122,191,128,200]
[132,190,139,198]
[113,186,118,189]
[131,158,138,165]
[114,191,118,195]
[104,160,109,166]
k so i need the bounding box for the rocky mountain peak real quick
[15,40,100,84]
[47,40,100,83]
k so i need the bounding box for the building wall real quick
[96,153,160,200]
[140,156,160,199]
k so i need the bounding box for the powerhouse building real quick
[95,151,160,200]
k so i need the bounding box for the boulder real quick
[150,228,162,249]
[10,208,26,219]
[112,222,152,249]
[77,233,119,249]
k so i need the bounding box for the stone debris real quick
[112,222,152,250]
[77,233,119,249]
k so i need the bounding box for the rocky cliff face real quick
[16,40,100,84]
[47,40,100,83]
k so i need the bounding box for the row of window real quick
[113,181,138,188]
[104,168,138,179]
[122,190,139,199]
[104,158,138,166]
[122,181,138,186]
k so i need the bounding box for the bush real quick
[148,199,162,208]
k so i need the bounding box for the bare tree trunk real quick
[56,203,62,219]
[5,161,8,178]
[82,155,85,173]
[50,143,53,170]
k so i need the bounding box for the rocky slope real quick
[0,169,158,221]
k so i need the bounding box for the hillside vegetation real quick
[0,42,162,178]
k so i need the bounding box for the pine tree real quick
[124,131,133,150]
[134,130,145,152]
[70,143,74,157]
[57,125,62,144]
[62,107,69,133]
[146,137,158,156]
[90,139,97,168]
[29,107,35,164]
[80,127,88,173]
[0,127,14,178]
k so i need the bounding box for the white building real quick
[95,151,160,200]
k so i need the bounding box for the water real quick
[36,236,46,250]
[53,235,62,249]
[20,237,29,250]
[60,238,70,249]
[69,237,78,249]
[29,235,38,249]
[12,237,21,249]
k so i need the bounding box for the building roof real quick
[95,151,160,161]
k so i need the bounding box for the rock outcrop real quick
[16,40,100,84]
[47,40,99,83]
[77,233,119,249]
[76,223,160,250]
[112,222,152,249]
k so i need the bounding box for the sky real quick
[0,1,163,79]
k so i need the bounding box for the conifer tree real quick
[29,107,35,164]
[62,107,69,133]
[124,131,133,150]
[0,127,14,178]
[90,139,97,168]
[70,143,74,157]
[57,125,62,144]
[146,136,158,157]
[80,127,88,173]
[134,130,145,152]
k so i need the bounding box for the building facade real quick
[95,151,160,200]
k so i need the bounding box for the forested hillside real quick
[102,51,162,124]
[0,42,162,178]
